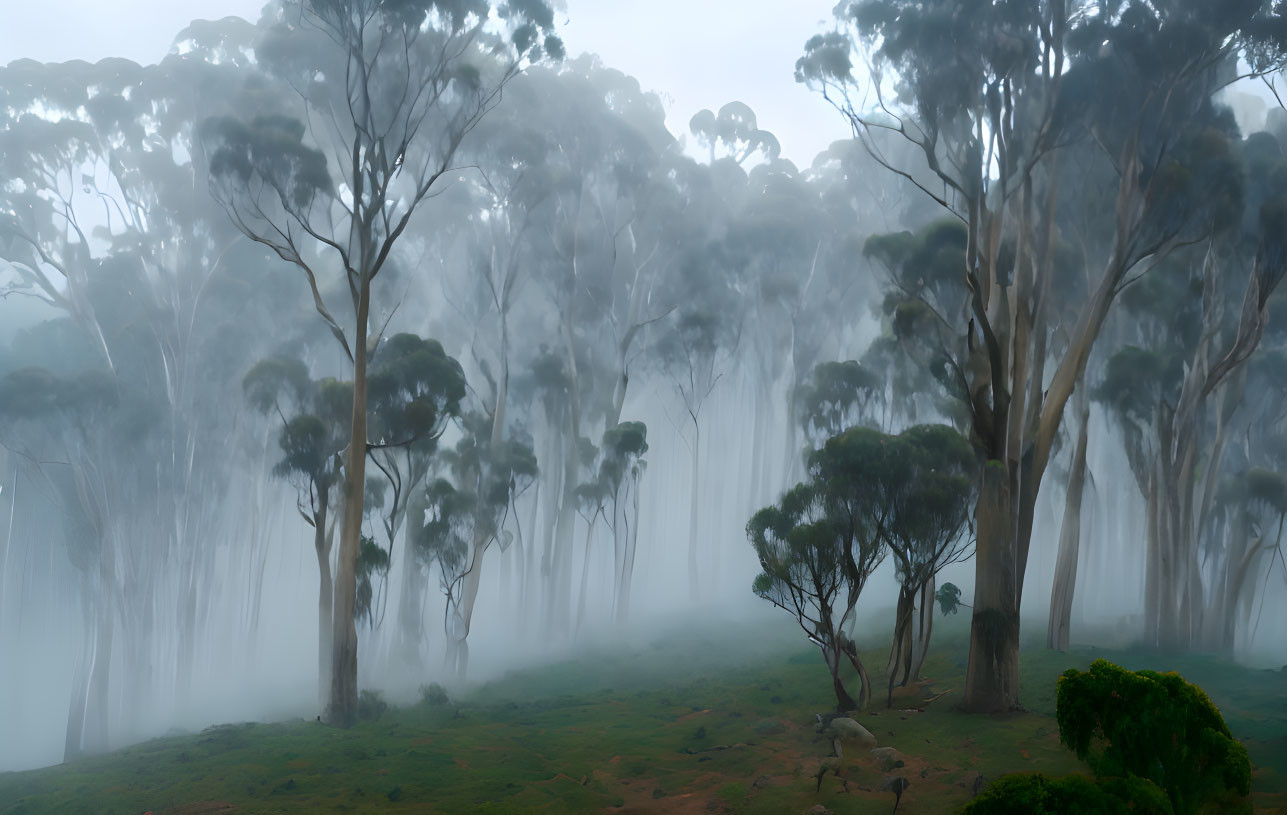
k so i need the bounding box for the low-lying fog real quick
[4,0,1287,775]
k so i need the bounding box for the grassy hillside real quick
[2,613,1284,814]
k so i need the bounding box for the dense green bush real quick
[960,772,1172,815]
[1056,659,1251,814]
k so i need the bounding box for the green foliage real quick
[1056,660,1251,814]
[415,478,475,575]
[368,334,466,450]
[936,582,964,616]
[1094,345,1178,425]
[357,690,388,722]
[419,682,450,707]
[6,621,1286,814]
[796,359,883,443]
[961,772,1173,815]
[355,535,392,627]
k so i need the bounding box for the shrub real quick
[357,689,388,721]
[419,682,450,707]
[1056,659,1251,814]
[960,772,1172,815]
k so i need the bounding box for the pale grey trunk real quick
[576,512,597,632]
[1047,388,1090,651]
[397,485,428,671]
[687,419,701,601]
[327,276,371,728]
[315,491,334,707]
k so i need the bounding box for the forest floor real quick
[1,611,1285,815]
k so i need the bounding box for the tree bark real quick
[327,279,371,728]
[827,647,858,712]
[576,513,596,632]
[1047,388,1090,651]
[687,419,701,601]
[909,573,935,682]
[314,491,333,707]
[397,485,427,671]
[842,645,871,711]
[83,584,114,755]
[964,463,1021,713]
[886,584,915,706]
[614,473,641,624]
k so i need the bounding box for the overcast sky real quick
[0,0,851,166]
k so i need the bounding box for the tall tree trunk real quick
[1047,388,1090,651]
[548,448,578,634]
[886,584,915,706]
[449,338,514,667]
[842,646,871,711]
[519,479,538,627]
[613,476,641,624]
[454,538,486,678]
[909,574,935,682]
[328,279,371,728]
[546,319,582,634]
[964,464,1021,713]
[576,513,596,632]
[687,419,701,601]
[64,575,94,762]
[397,485,427,671]
[749,380,767,512]
[827,647,858,712]
[315,494,333,708]
[84,583,114,754]
[1144,471,1161,646]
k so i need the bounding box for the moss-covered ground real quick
[1,611,1284,814]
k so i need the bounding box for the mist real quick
[2,2,1287,811]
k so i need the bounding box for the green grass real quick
[1,613,1284,814]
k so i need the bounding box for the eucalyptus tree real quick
[1213,467,1287,650]
[799,0,1287,711]
[657,293,742,599]
[355,533,392,629]
[1093,130,1287,650]
[689,101,782,167]
[409,86,560,655]
[415,475,475,671]
[433,410,537,676]
[365,333,464,665]
[733,160,847,486]
[595,421,648,623]
[518,57,690,631]
[0,360,120,757]
[0,29,283,718]
[749,483,868,711]
[243,357,351,702]
[881,424,975,704]
[752,424,909,710]
[796,360,883,448]
[572,453,608,633]
[202,0,560,726]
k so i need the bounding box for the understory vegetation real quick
[1,615,1282,815]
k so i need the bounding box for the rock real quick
[822,717,877,750]
[806,805,834,815]
[751,775,775,789]
[881,775,910,793]
[871,746,905,772]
